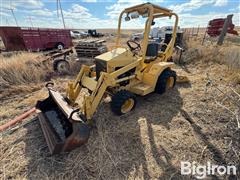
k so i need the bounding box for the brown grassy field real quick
[0,52,46,85]
[0,52,53,103]
[0,31,240,179]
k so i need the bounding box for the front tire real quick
[155,69,176,94]
[111,90,136,115]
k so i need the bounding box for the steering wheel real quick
[127,40,141,53]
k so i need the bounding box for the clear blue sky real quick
[0,0,239,29]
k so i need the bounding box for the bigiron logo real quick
[181,161,237,179]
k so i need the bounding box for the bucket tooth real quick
[36,89,90,154]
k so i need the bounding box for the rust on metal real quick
[36,88,90,154]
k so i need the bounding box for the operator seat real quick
[144,42,159,63]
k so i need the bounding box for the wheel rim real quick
[166,77,174,89]
[58,44,63,50]
[121,98,134,114]
[57,62,68,73]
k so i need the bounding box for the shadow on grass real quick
[21,87,215,179]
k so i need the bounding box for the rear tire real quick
[155,69,176,94]
[111,90,136,115]
[56,43,64,50]
[53,60,70,74]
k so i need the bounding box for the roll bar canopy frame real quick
[116,2,179,61]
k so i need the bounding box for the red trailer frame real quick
[207,18,238,37]
[0,26,73,51]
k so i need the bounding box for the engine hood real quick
[95,47,135,67]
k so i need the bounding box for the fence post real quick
[217,14,233,45]
[196,25,200,36]
[188,28,190,41]
[202,27,207,45]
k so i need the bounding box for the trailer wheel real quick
[54,60,70,74]
[155,69,176,94]
[111,90,136,115]
[56,43,64,50]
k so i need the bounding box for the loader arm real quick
[66,65,93,104]
[84,60,142,120]
[84,73,108,120]
[66,60,142,121]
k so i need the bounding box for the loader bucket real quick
[36,88,90,154]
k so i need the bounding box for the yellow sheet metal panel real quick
[142,72,155,85]
[95,48,127,61]
[176,75,189,83]
[81,76,97,92]
[124,3,172,15]
[148,62,174,76]
[142,62,174,88]
[129,83,154,95]
[95,47,137,73]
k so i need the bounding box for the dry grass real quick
[0,52,57,103]
[182,35,240,85]
[0,52,53,87]
[218,46,240,85]
[0,31,240,179]
[1,62,240,179]
[219,46,240,69]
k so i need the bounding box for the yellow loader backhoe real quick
[36,3,187,154]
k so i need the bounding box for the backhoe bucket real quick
[36,88,90,154]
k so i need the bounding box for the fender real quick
[142,62,174,89]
